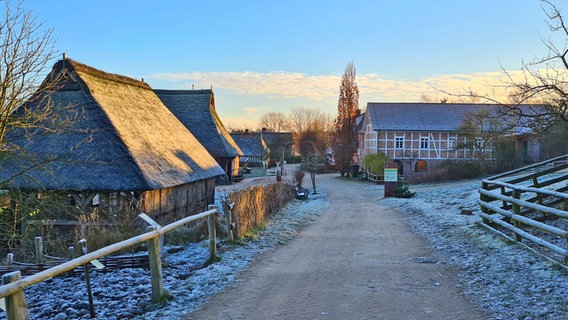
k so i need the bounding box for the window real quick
[476,137,483,146]
[395,136,404,149]
[448,137,457,149]
[420,137,429,149]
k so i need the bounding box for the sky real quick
[20,0,563,129]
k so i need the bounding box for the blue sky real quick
[23,0,558,128]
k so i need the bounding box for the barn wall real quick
[138,178,216,225]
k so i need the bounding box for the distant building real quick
[230,128,294,167]
[360,102,543,178]
[230,130,269,167]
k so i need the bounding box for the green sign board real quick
[384,168,398,182]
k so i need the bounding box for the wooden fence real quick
[0,207,218,320]
[478,154,568,264]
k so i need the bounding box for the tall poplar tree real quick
[332,62,360,177]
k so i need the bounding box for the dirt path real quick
[188,174,490,320]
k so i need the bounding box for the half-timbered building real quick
[360,102,542,178]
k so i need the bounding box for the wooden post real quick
[2,271,29,320]
[512,190,523,242]
[146,226,164,302]
[226,202,235,242]
[480,181,490,224]
[68,247,75,276]
[34,237,43,264]
[6,253,14,265]
[207,205,217,260]
[79,240,95,318]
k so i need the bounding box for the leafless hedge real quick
[227,183,295,238]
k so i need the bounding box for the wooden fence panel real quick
[478,154,568,264]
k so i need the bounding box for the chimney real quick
[262,127,267,132]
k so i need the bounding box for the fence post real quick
[35,237,43,264]
[226,202,235,242]
[207,205,217,261]
[79,239,96,318]
[480,181,490,224]
[512,190,523,242]
[6,253,13,265]
[67,247,75,276]
[2,271,29,320]
[146,226,164,302]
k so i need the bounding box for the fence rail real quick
[478,154,568,264]
[0,207,218,319]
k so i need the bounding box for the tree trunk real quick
[310,171,317,194]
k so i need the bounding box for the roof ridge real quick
[153,89,212,95]
[63,58,151,91]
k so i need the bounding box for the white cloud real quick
[149,69,536,128]
[150,71,340,100]
[243,107,259,114]
[149,69,529,104]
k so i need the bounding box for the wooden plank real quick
[479,211,568,257]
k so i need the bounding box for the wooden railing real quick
[478,154,568,264]
[365,171,383,183]
[0,206,218,320]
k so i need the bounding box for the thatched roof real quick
[154,89,243,159]
[230,132,268,158]
[2,58,224,191]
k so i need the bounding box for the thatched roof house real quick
[230,130,269,166]
[3,58,224,222]
[154,89,243,183]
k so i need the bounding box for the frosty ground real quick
[4,177,568,319]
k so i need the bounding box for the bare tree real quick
[289,106,333,135]
[450,0,568,140]
[0,0,58,143]
[457,109,508,174]
[258,111,290,132]
[288,106,333,155]
[0,0,85,188]
[331,62,360,177]
[498,1,568,127]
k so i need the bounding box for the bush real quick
[394,181,416,198]
[289,155,303,163]
[362,153,391,175]
[440,160,484,180]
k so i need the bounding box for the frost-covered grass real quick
[381,180,568,320]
